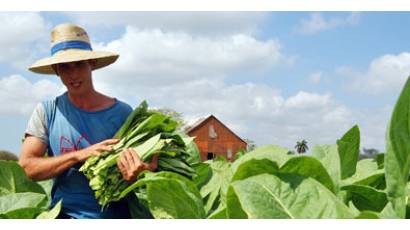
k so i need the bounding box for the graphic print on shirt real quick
[59,132,92,154]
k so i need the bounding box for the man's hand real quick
[76,139,119,162]
[20,136,120,181]
[117,148,158,183]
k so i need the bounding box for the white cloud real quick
[352,106,392,152]
[309,71,322,84]
[92,26,286,91]
[285,91,330,109]
[337,52,410,95]
[0,12,50,69]
[0,75,63,116]
[295,12,360,35]
[66,12,269,37]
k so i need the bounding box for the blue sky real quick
[1,12,409,155]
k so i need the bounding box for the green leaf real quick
[337,125,360,179]
[200,158,232,214]
[123,116,153,141]
[158,157,195,175]
[376,153,385,169]
[0,161,46,196]
[355,211,380,219]
[407,181,410,219]
[37,180,53,206]
[342,159,386,189]
[131,172,205,219]
[182,135,201,164]
[191,163,212,190]
[123,132,150,149]
[127,193,153,219]
[341,184,388,212]
[347,200,360,216]
[231,145,291,173]
[207,203,227,219]
[353,172,385,190]
[380,202,401,219]
[36,200,62,219]
[114,100,148,139]
[133,134,162,159]
[226,174,355,219]
[140,114,169,132]
[231,158,279,182]
[145,181,203,218]
[280,156,336,193]
[0,192,47,219]
[385,77,410,218]
[312,144,341,188]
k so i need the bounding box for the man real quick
[19,23,157,218]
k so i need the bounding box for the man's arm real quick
[19,135,118,181]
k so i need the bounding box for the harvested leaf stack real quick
[79,101,196,207]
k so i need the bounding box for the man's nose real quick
[67,67,81,79]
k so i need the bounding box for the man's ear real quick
[51,64,59,76]
[88,59,97,70]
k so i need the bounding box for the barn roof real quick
[186,115,247,145]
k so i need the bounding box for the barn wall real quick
[188,116,247,161]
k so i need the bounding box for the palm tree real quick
[295,140,308,154]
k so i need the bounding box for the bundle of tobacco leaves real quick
[79,101,197,207]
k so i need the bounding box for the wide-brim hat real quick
[29,23,119,75]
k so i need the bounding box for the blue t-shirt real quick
[38,92,132,218]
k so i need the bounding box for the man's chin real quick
[67,88,87,97]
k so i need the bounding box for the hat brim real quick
[28,49,119,75]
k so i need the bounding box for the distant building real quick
[186,115,247,161]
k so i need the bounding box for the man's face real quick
[55,60,95,96]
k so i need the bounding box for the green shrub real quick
[0,150,18,161]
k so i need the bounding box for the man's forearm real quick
[20,150,85,181]
[20,137,116,181]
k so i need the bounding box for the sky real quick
[1,11,409,155]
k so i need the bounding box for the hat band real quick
[51,40,92,56]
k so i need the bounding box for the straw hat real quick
[29,23,119,75]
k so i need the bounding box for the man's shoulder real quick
[114,99,133,114]
[39,93,66,112]
[40,92,66,105]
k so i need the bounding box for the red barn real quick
[186,115,247,161]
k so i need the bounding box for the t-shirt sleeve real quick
[25,103,49,144]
